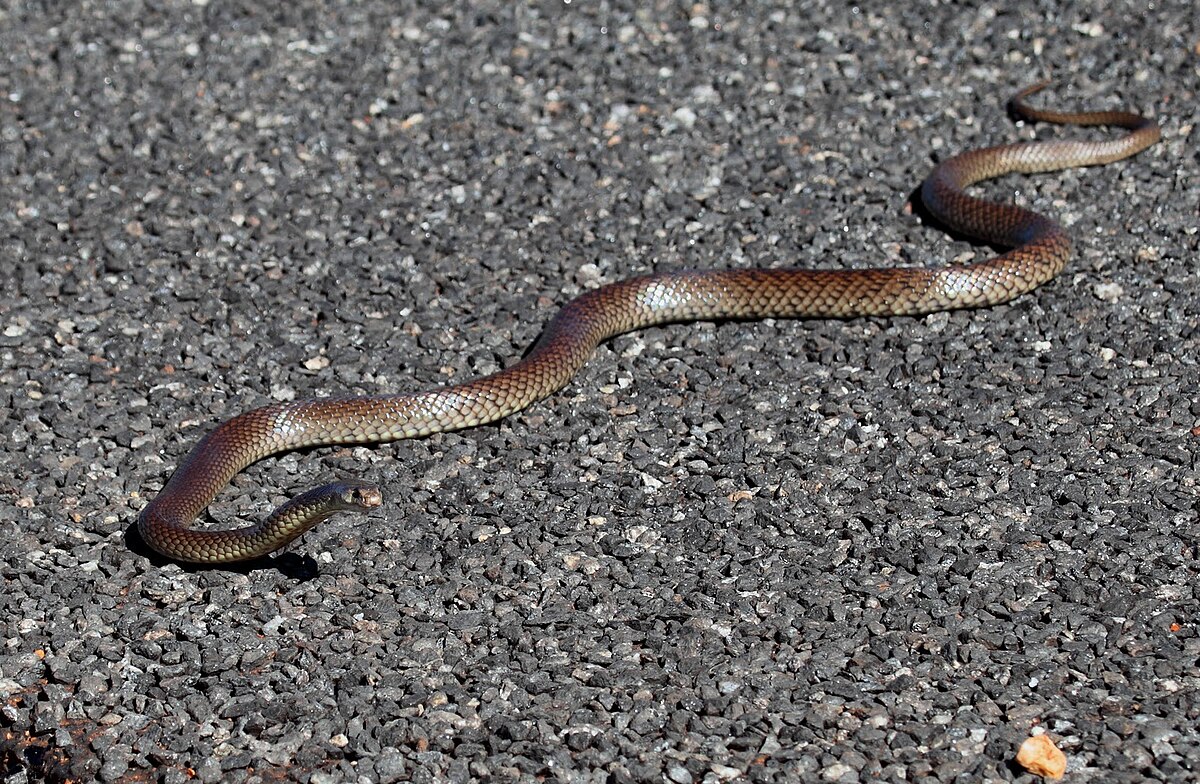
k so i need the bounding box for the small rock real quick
[1016,735,1067,779]
[667,765,693,783]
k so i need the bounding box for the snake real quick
[136,83,1159,564]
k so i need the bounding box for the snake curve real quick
[137,83,1160,564]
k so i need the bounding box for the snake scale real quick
[137,84,1159,564]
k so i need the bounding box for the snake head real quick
[327,479,384,512]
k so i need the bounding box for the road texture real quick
[1,1,1197,782]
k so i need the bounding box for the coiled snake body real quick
[138,84,1159,564]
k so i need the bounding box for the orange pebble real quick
[1016,735,1067,779]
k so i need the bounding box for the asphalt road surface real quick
[1,2,1197,782]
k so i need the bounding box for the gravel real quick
[2,1,1197,782]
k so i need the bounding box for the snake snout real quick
[327,480,384,511]
[349,485,384,510]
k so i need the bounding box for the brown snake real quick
[137,84,1159,564]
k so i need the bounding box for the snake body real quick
[137,85,1159,564]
